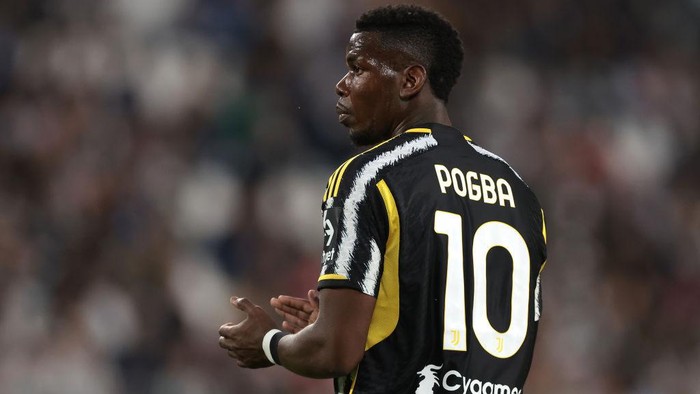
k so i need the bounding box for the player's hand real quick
[270,289,320,333]
[218,296,278,368]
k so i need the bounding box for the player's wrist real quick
[262,329,288,365]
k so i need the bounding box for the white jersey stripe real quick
[333,135,438,278]
[468,141,525,184]
[361,239,382,294]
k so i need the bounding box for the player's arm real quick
[276,287,375,378]
[219,288,375,378]
[259,164,382,377]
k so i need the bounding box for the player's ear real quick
[399,64,427,100]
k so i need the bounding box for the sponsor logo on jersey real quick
[416,364,443,393]
[415,364,522,394]
[322,207,340,264]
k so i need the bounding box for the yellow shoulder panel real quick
[365,179,401,350]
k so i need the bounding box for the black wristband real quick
[269,331,287,365]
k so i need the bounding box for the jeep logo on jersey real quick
[322,207,340,263]
[414,364,523,394]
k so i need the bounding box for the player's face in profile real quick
[335,32,402,147]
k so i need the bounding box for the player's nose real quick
[335,73,350,97]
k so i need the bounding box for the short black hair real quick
[355,5,463,102]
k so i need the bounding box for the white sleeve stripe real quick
[333,135,437,278]
[360,239,382,295]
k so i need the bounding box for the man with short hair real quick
[219,5,547,393]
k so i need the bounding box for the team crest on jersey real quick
[322,207,340,264]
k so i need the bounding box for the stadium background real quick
[0,0,698,393]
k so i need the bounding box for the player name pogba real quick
[434,164,515,208]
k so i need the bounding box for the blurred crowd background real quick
[0,0,698,393]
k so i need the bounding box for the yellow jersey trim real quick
[332,158,355,198]
[348,366,359,393]
[539,210,547,273]
[463,135,473,142]
[317,273,348,281]
[541,209,547,244]
[365,179,400,350]
[405,127,432,133]
[323,167,341,201]
[325,158,352,202]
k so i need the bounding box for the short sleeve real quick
[317,168,389,297]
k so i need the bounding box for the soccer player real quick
[219,5,547,393]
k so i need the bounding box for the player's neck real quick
[391,100,451,137]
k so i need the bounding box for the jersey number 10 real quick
[434,210,530,359]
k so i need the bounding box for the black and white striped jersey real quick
[318,123,547,394]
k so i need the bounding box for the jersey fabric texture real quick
[318,123,547,394]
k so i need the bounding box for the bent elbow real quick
[333,357,361,377]
[326,343,364,377]
[300,353,360,378]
